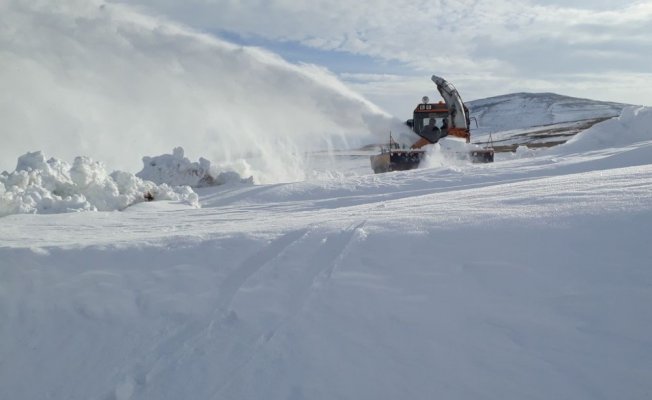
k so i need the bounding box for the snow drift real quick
[0,146,262,217]
[555,106,652,153]
[0,151,198,217]
[0,0,394,183]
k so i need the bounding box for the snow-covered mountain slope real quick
[468,92,628,132]
[1,107,651,400]
[466,93,632,151]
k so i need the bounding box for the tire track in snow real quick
[102,229,310,400]
[212,222,365,398]
[262,221,365,341]
[94,223,365,399]
[214,228,310,313]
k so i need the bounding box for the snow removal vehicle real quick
[370,75,494,173]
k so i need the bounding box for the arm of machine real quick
[431,75,470,143]
[431,75,467,130]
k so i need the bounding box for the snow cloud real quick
[0,0,397,183]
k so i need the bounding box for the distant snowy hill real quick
[383,92,631,152]
[468,92,628,132]
[465,93,630,151]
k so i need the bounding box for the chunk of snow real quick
[136,147,253,187]
[0,151,198,217]
[507,145,538,159]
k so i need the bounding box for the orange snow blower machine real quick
[371,75,494,173]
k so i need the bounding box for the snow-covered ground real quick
[1,106,651,400]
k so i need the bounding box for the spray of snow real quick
[0,0,395,184]
[420,139,484,170]
[0,151,199,217]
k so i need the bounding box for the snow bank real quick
[554,106,652,154]
[136,147,253,187]
[0,152,198,217]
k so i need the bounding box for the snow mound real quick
[136,147,254,187]
[0,152,198,217]
[554,106,652,154]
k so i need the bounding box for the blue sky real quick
[214,31,407,76]
[117,0,652,117]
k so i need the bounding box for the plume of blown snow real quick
[0,0,392,183]
[0,151,198,217]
